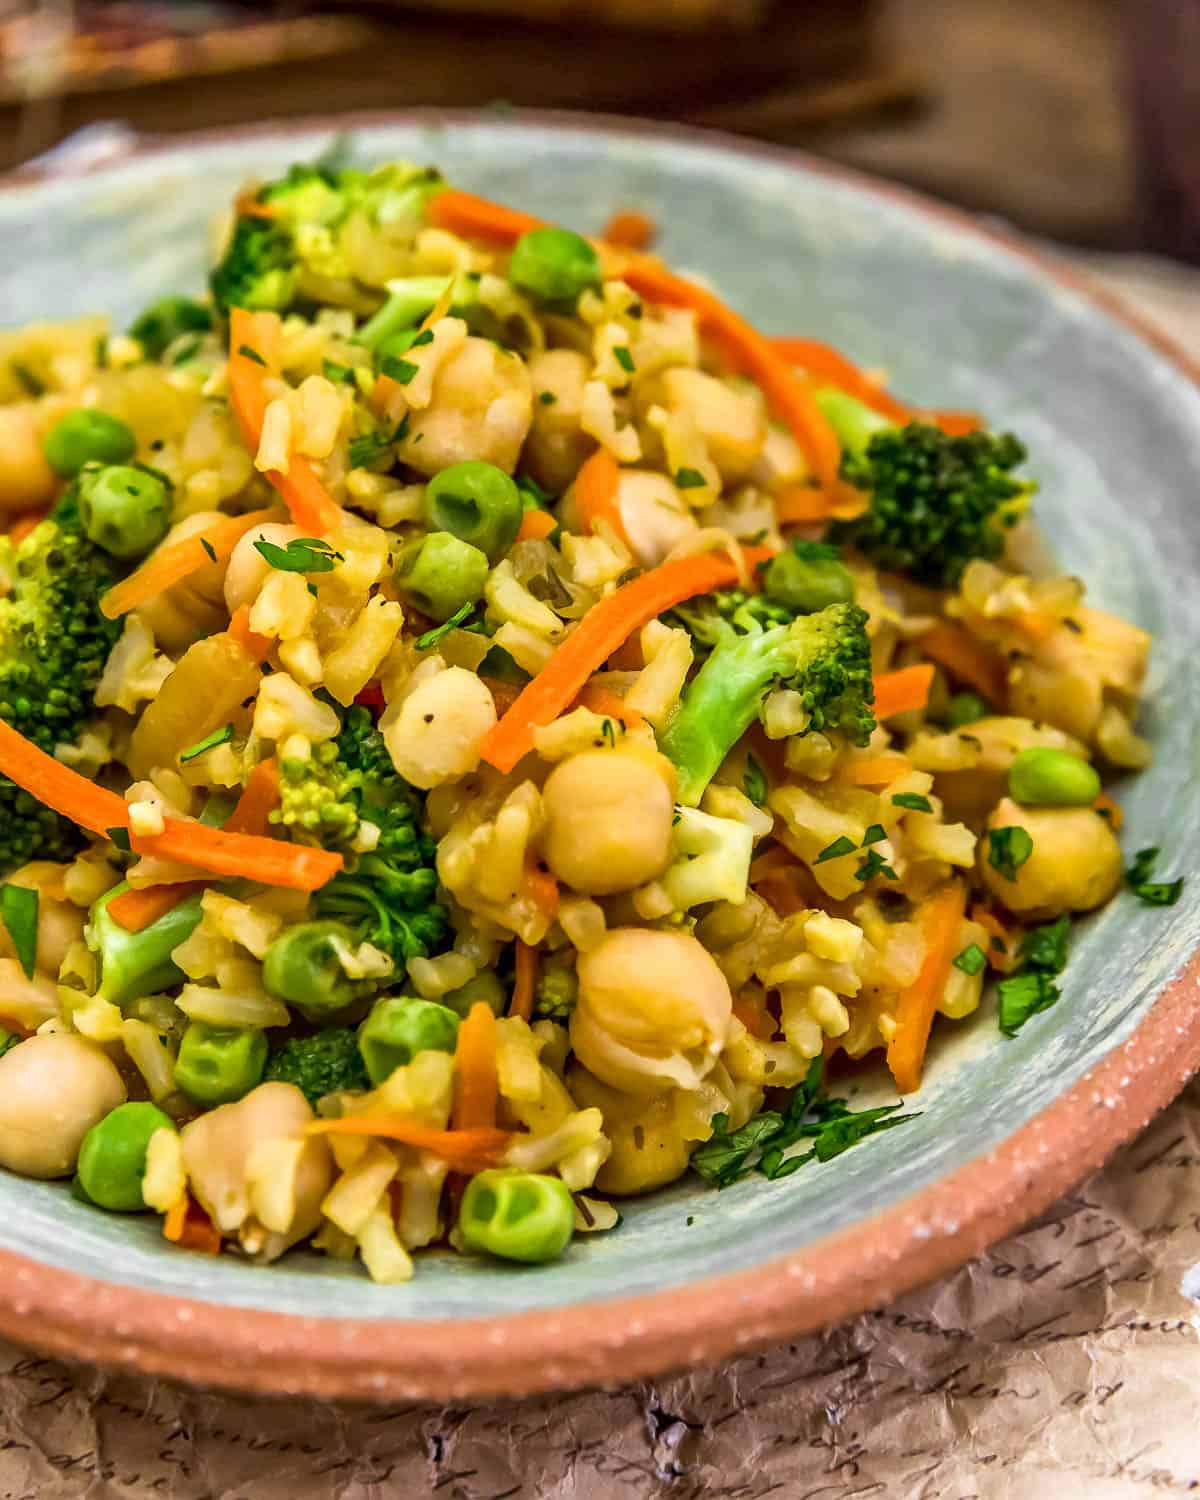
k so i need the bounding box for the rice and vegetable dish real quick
[0,158,1179,1280]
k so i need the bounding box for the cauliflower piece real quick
[660,806,754,912]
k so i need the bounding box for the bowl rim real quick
[3,106,1199,1402]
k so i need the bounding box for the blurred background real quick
[0,0,1197,265]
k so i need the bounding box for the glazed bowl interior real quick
[1,116,1198,1330]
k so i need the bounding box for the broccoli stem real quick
[814,387,895,458]
[355,276,464,351]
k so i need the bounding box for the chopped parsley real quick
[322,359,355,384]
[743,753,768,808]
[952,943,987,977]
[199,538,218,564]
[892,792,933,813]
[106,827,132,853]
[236,343,267,366]
[10,362,44,396]
[415,602,476,650]
[0,884,39,979]
[691,1057,919,1188]
[613,345,635,374]
[1018,914,1070,973]
[169,337,203,366]
[997,915,1072,1037]
[601,718,617,747]
[538,391,557,405]
[855,848,898,883]
[180,724,234,763]
[381,355,419,385]
[816,836,857,863]
[675,467,707,490]
[348,431,393,469]
[987,825,1034,882]
[253,536,342,574]
[411,329,435,349]
[861,823,887,846]
[1124,846,1184,907]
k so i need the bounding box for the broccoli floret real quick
[210,160,443,317]
[264,1026,370,1107]
[533,962,578,1021]
[818,389,1033,588]
[0,499,123,871]
[666,588,793,651]
[659,602,875,807]
[273,705,450,966]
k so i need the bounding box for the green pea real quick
[76,1102,175,1212]
[357,996,460,1085]
[395,532,489,622]
[763,540,855,614]
[129,295,212,360]
[440,971,506,1020]
[1008,747,1101,807]
[174,1022,268,1105]
[425,461,523,563]
[459,1169,575,1264]
[508,227,601,308]
[77,464,171,559]
[262,919,380,1022]
[42,409,136,478]
[90,884,203,1010]
[945,692,988,728]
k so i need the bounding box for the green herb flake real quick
[169,337,202,367]
[381,356,420,385]
[1018,915,1070,974]
[601,718,617,748]
[891,792,933,813]
[743,753,768,808]
[861,824,887,847]
[613,345,635,374]
[411,329,435,348]
[415,602,475,651]
[180,724,234,764]
[106,827,132,853]
[392,412,412,444]
[0,884,39,980]
[997,971,1060,1037]
[855,848,898,883]
[987,825,1034,882]
[199,538,218,564]
[253,537,342,575]
[953,943,987,977]
[675,467,707,491]
[236,344,268,367]
[322,359,355,384]
[1125,846,1185,907]
[816,836,857,864]
[10,362,44,397]
[348,432,392,469]
[538,391,557,405]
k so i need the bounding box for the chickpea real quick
[0,1034,126,1179]
[613,470,698,568]
[541,748,675,895]
[568,1066,692,1196]
[137,512,232,651]
[0,404,59,514]
[571,927,732,1095]
[0,863,84,977]
[396,336,533,477]
[181,1081,332,1260]
[383,667,497,790]
[980,797,1122,917]
[523,349,593,492]
[657,368,767,483]
[224,521,305,614]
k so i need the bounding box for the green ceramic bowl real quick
[1,113,1198,1401]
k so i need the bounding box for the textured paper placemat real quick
[0,255,1195,1500]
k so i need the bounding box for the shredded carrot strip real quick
[234,190,276,220]
[227,603,274,664]
[107,881,205,933]
[453,1001,499,1131]
[887,881,967,1094]
[479,546,774,774]
[424,190,850,501]
[773,486,842,525]
[163,1194,222,1253]
[601,208,656,249]
[511,940,538,1021]
[516,508,557,543]
[573,447,627,545]
[932,411,983,436]
[8,510,47,546]
[307,1117,511,1170]
[0,722,335,891]
[969,904,1019,974]
[224,758,280,837]
[227,308,343,536]
[100,508,278,620]
[163,1195,188,1241]
[576,683,644,728]
[525,864,560,921]
[1093,792,1124,831]
[918,621,1007,706]
[835,754,912,787]
[872,663,935,720]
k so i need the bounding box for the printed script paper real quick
[0,258,1194,1500]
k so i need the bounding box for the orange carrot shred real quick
[872,664,935,720]
[516,508,557,543]
[479,546,775,774]
[163,1194,222,1254]
[1093,792,1124,831]
[576,683,644,729]
[307,1117,511,1171]
[107,881,205,934]
[601,208,656,250]
[918,621,1007,707]
[224,758,281,837]
[100,508,278,620]
[969,904,1019,974]
[227,308,343,536]
[525,864,560,921]
[511,940,538,1021]
[887,881,967,1094]
[453,1001,499,1131]
[835,754,912,787]
[8,510,47,546]
[573,447,627,545]
[426,188,545,242]
[227,603,274,664]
